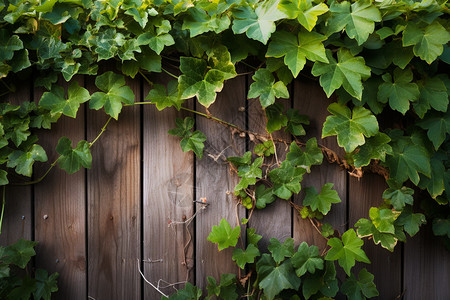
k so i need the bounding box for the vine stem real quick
[180,107,239,129]
[0,79,14,93]
[0,186,5,234]
[139,71,154,86]
[89,116,113,148]
[162,67,179,79]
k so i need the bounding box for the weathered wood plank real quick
[403,219,450,298]
[292,78,347,250]
[247,95,292,250]
[142,76,194,298]
[348,174,402,299]
[87,76,141,299]
[0,78,32,245]
[34,79,86,299]
[195,76,246,288]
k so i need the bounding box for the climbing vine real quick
[0,0,449,298]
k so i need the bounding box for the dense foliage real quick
[0,0,449,298]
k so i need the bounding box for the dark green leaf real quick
[291,242,324,277]
[232,243,260,269]
[340,268,379,300]
[267,237,295,264]
[56,137,92,174]
[303,183,341,215]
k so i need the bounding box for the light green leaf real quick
[232,243,260,269]
[137,21,175,54]
[303,183,341,215]
[56,137,92,174]
[146,81,184,111]
[234,157,263,191]
[352,133,392,168]
[89,72,135,119]
[207,219,241,251]
[278,0,328,31]
[322,103,378,153]
[369,207,400,234]
[248,69,289,108]
[340,268,379,300]
[326,1,381,45]
[291,242,324,277]
[377,68,420,115]
[39,81,90,118]
[355,218,399,251]
[266,30,328,77]
[182,7,230,37]
[325,229,370,276]
[7,144,48,177]
[247,228,263,246]
[168,117,206,158]
[312,49,371,100]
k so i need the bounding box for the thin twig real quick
[139,71,154,86]
[162,67,179,79]
[137,259,168,298]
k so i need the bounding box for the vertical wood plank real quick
[403,220,450,298]
[0,78,32,245]
[142,76,194,298]
[34,79,86,299]
[292,78,347,250]
[349,174,402,299]
[247,96,292,250]
[195,76,246,288]
[87,77,141,299]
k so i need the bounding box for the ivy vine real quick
[0,0,449,299]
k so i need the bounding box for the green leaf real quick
[291,242,324,277]
[352,133,392,168]
[355,218,399,251]
[89,71,135,119]
[321,223,334,238]
[178,57,225,108]
[266,30,328,77]
[232,0,287,44]
[395,206,426,237]
[340,268,379,300]
[56,137,92,174]
[382,184,414,211]
[92,28,124,61]
[248,69,289,108]
[168,117,207,159]
[286,108,309,136]
[269,160,306,199]
[146,81,184,111]
[278,0,328,31]
[7,276,36,300]
[165,282,202,300]
[39,81,90,118]
[302,261,338,299]
[207,219,241,251]
[402,21,450,64]
[7,145,48,177]
[0,30,23,61]
[267,237,295,264]
[227,151,252,167]
[232,243,260,269]
[206,273,237,300]
[322,103,378,153]
[326,1,381,45]
[234,157,263,191]
[254,140,275,157]
[2,239,37,269]
[312,49,371,100]
[256,254,301,300]
[419,151,446,199]
[303,183,341,215]
[137,20,175,54]
[183,7,230,37]
[369,207,400,234]
[377,68,420,115]
[0,170,8,186]
[413,77,448,118]
[247,228,263,246]
[286,138,323,171]
[255,184,276,209]
[417,111,450,150]
[432,218,450,238]
[325,229,370,276]
[265,102,288,133]
[34,269,59,300]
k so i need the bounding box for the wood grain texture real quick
[0,78,32,245]
[33,79,86,299]
[348,174,402,299]
[403,218,450,299]
[87,77,141,299]
[142,76,194,298]
[195,76,246,288]
[247,94,292,250]
[292,78,347,250]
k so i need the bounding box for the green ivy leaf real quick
[254,140,275,157]
[419,151,446,199]
[326,1,381,45]
[137,20,175,54]
[369,207,400,234]
[183,7,230,37]
[417,111,450,150]
[7,276,36,300]
[168,117,206,158]
[432,218,450,238]
[232,0,287,44]
[266,30,328,77]
[382,184,414,211]
[286,109,309,136]
[340,268,379,300]
[377,68,420,115]
[227,151,252,167]
[146,81,184,111]
[255,184,276,209]
[322,103,379,153]
[325,229,370,276]
[34,269,59,300]
[0,170,8,186]
[2,239,37,269]
[248,68,289,108]
[207,219,241,251]
[321,223,334,238]
[312,49,371,100]
[302,260,338,299]
[232,243,260,269]
[92,28,125,61]
[256,254,301,300]
[402,21,450,64]
[247,228,263,246]
[89,71,135,120]
[352,133,393,168]
[39,81,90,118]
[7,144,48,177]
[291,242,324,277]
[234,157,263,191]
[206,273,238,300]
[265,102,288,133]
[269,160,306,199]
[303,183,341,215]
[286,138,323,171]
[395,206,426,237]
[278,0,328,31]
[0,30,23,61]
[267,237,295,264]
[164,282,202,300]
[56,137,92,174]
[413,77,448,118]
[355,218,399,251]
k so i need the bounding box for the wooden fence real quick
[0,73,449,300]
